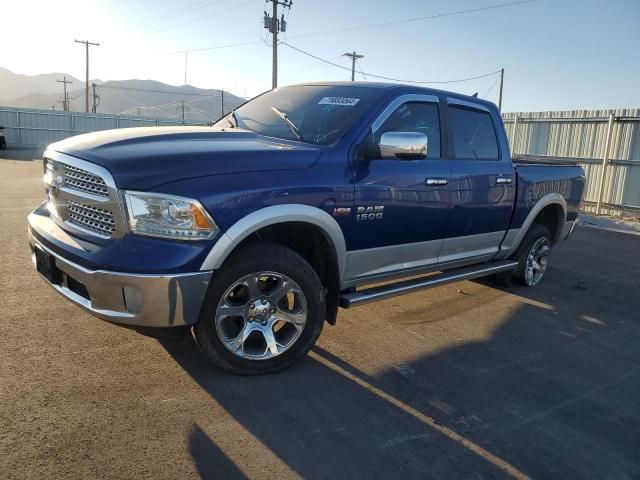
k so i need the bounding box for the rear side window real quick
[375,102,441,158]
[449,106,499,159]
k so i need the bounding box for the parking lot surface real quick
[1,157,639,479]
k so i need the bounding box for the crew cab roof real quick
[286,81,498,110]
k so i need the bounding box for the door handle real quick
[425,178,448,186]
[496,177,513,184]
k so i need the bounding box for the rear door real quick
[346,94,451,281]
[439,98,515,263]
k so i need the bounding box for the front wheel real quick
[0,140,6,150]
[192,242,325,375]
[513,223,552,286]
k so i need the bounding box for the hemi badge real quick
[333,207,351,217]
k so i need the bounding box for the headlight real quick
[124,191,219,240]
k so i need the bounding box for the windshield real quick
[213,85,380,146]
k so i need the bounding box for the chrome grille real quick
[44,152,123,240]
[62,163,109,197]
[66,200,116,237]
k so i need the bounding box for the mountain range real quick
[0,67,245,123]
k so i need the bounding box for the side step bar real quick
[339,260,518,308]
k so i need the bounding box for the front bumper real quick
[29,230,212,328]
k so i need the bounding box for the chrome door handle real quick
[425,178,448,186]
[496,177,513,184]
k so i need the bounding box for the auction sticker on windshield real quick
[318,97,360,106]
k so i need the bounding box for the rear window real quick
[449,106,499,159]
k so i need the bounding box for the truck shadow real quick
[160,228,640,479]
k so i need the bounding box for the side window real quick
[449,105,499,159]
[375,102,441,158]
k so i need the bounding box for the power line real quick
[356,59,367,81]
[116,88,237,116]
[165,0,535,56]
[483,75,501,99]
[150,0,258,34]
[127,0,218,30]
[165,40,264,55]
[287,0,536,40]
[97,84,221,97]
[281,42,502,85]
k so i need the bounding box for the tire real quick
[512,223,552,286]
[0,140,6,151]
[192,242,325,375]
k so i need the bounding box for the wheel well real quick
[236,222,341,325]
[532,204,564,244]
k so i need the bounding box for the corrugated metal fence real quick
[3,106,639,217]
[503,109,640,216]
[0,106,205,148]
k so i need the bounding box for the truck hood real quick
[48,127,323,190]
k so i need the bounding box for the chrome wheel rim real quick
[524,237,550,286]
[215,272,308,360]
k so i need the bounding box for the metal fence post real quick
[16,110,21,146]
[512,116,519,156]
[595,113,615,215]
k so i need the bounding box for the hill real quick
[0,67,245,123]
[0,66,84,100]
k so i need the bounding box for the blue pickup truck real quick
[28,82,585,374]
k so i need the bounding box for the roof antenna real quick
[472,92,478,97]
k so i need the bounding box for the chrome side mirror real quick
[377,131,428,160]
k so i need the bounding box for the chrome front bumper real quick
[29,231,212,328]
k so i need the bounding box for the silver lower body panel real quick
[29,230,212,328]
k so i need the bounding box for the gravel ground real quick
[1,158,639,479]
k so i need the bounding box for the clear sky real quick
[3,0,639,112]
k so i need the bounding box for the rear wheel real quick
[192,242,325,375]
[0,139,6,150]
[513,223,552,286]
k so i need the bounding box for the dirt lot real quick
[1,157,639,479]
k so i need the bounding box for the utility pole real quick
[498,68,504,112]
[91,82,98,113]
[343,51,364,81]
[181,100,185,124]
[264,0,292,89]
[57,76,72,112]
[75,39,100,112]
[221,89,224,116]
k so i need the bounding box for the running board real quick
[339,260,518,308]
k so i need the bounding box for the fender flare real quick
[499,193,567,258]
[200,204,347,280]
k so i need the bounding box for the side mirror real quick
[375,131,428,160]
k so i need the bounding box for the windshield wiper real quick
[270,106,302,141]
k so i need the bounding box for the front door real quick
[346,94,451,282]
[439,98,516,263]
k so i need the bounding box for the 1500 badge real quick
[356,206,384,221]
